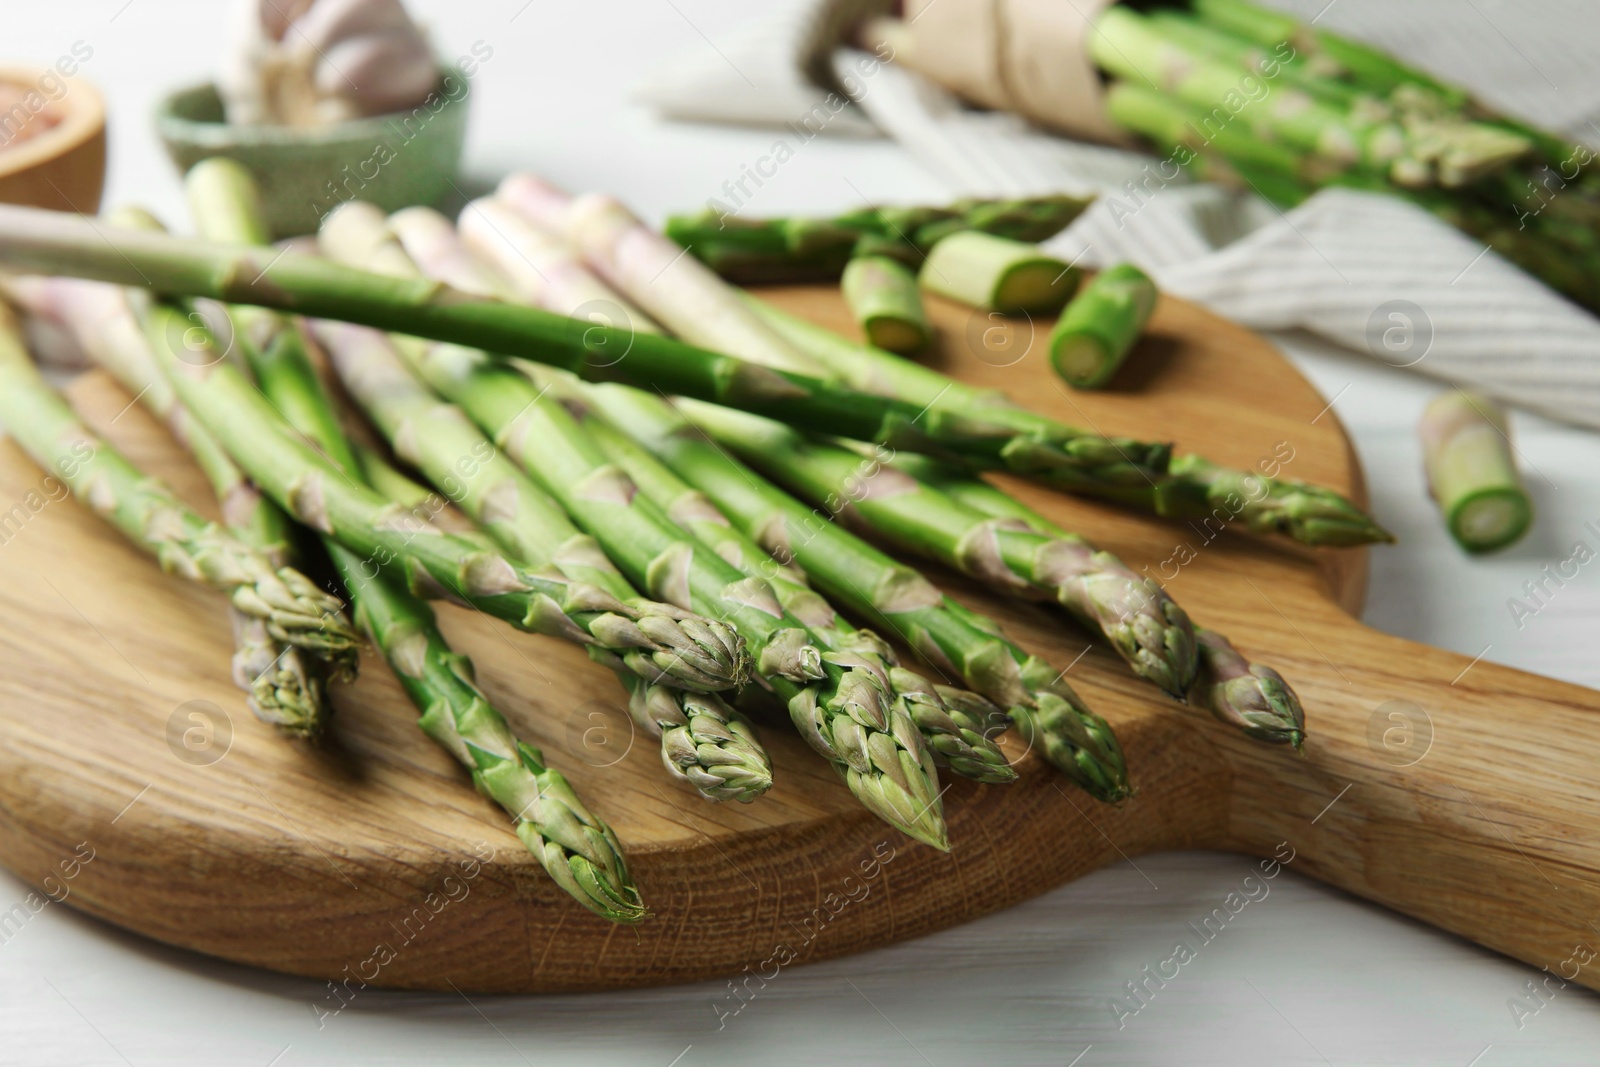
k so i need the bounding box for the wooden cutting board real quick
[2,287,1597,996]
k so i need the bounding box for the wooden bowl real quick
[0,65,106,214]
[154,73,471,238]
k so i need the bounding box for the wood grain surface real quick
[0,287,1595,995]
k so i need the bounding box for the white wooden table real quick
[3,2,1599,1063]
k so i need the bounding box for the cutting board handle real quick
[1213,618,1600,988]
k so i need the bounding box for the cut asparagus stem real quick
[496,176,816,372]
[572,381,1130,801]
[677,398,1200,699]
[661,194,1095,284]
[890,454,1306,745]
[919,231,1079,315]
[538,369,1017,786]
[740,297,1393,547]
[1419,390,1532,553]
[842,254,931,353]
[320,206,950,849]
[0,300,360,663]
[4,273,337,736]
[0,204,1162,487]
[1193,628,1305,748]
[1049,264,1158,389]
[313,315,773,803]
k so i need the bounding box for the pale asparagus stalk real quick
[494,173,814,372]
[450,198,657,330]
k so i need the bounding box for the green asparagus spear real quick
[740,296,1391,547]
[340,545,648,922]
[573,381,1130,801]
[892,455,1305,745]
[1419,390,1532,553]
[318,204,951,849]
[0,301,360,666]
[675,399,1199,699]
[0,204,1165,491]
[313,315,773,802]
[1193,628,1305,748]
[920,232,1079,315]
[1049,264,1158,389]
[4,272,338,736]
[842,254,931,353]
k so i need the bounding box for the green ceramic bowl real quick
[154,69,470,237]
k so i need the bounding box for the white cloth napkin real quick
[636,0,1600,429]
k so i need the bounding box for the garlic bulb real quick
[219,0,438,127]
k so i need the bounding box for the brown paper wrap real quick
[843,0,1130,144]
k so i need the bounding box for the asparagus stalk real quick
[319,206,950,849]
[919,232,1079,315]
[538,369,1018,786]
[1189,0,1467,108]
[573,381,1130,801]
[677,400,1200,699]
[740,297,1393,547]
[340,543,648,921]
[1193,628,1305,748]
[495,176,819,373]
[893,454,1306,745]
[1049,264,1158,389]
[842,254,932,353]
[1419,390,1532,553]
[449,198,657,329]
[660,193,1094,284]
[0,300,360,663]
[312,316,773,802]
[0,204,1164,488]
[4,273,338,736]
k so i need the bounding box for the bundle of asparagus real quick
[1085,1,1600,312]
[0,158,1335,923]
